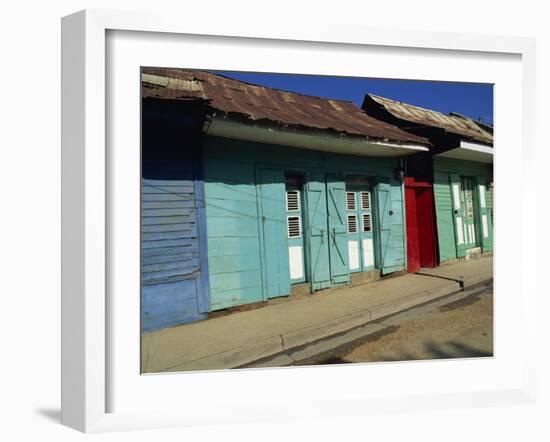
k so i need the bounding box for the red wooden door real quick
[405,178,420,273]
[405,177,438,273]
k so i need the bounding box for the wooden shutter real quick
[327,175,350,284]
[476,176,493,252]
[376,180,405,274]
[306,174,331,291]
[346,192,356,211]
[258,169,291,299]
[449,174,467,257]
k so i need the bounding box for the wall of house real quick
[141,110,210,332]
[203,135,405,311]
[433,157,493,262]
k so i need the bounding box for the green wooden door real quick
[326,175,350,285]
[306,174,331,291]
[258,168,291,299]
[376,181,404,274]
[475,176,493,252]
[449,174,467,258]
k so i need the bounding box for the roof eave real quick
[204,117,429,158]
[434,140,494,164]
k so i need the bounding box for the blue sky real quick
[216,71,493,126]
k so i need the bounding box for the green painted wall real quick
[203,135,405,311]
[433,157,493,262]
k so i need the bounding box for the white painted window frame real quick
[62,9,536,433]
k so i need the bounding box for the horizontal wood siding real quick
[433,157,493,262]
[204,136,404,310]
[141,176,207,331]
[142,177,200,284]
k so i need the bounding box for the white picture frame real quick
[61,9,537,433]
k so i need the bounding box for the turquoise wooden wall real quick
[203,136,405,311]
[433,157,493,262]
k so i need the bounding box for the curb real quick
[247,277,493,368]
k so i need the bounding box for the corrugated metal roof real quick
[141,68,430,146]
[365,94,493,146]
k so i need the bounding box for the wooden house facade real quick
[140,69,430,330]
[362,95,494,269]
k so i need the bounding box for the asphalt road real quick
[310,286,493,365]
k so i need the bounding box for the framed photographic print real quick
[61,9,537,433]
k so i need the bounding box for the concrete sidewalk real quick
[142,255,493,373]
[417,254,493,289]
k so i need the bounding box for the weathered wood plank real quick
[141,223,193,233]
[141,193,194,202]
[142,184,194,194]
[142,266,197,282]
[141,273,197,287]
[142,207,195,217]
[142,228,197,242]
[142,200,195,210]
[142,215,195,225]
[142,179,193,186]
[142,251,199,266]
[142,258,199,274]
[142,238,197,249]
[141,245,199,257]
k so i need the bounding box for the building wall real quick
[203,135,405,311]
[433,157,493,262]
[140,111,209,332]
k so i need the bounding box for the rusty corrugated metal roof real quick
[450,112,493,135]
[365,94,493,146]
[141,68,430,146]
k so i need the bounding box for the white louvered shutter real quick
[347,215,358,233]
[346,192,356,211]
[287,216,301,238]
[361,191,371,210]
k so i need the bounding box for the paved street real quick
[305,286,493,365]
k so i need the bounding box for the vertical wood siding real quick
[204,136,405,311]
[433,157,493,262]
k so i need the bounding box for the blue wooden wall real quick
[141,106,209,332]
[141,176,207,331]
[203,136,406,311]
